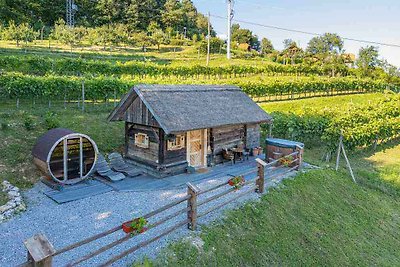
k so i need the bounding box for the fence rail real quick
[20,152,301,267]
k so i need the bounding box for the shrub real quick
[44,112,60,130]
[23,116,35,131]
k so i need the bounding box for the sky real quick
[193,0,400,67]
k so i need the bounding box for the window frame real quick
[167,134,185,151]
[134,133,150,149]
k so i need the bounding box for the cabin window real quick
[167,135,185,150]
[134,133,149,148]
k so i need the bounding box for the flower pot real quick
[122,221,134,233]
[228,176,245,189]
[139,227,148,233]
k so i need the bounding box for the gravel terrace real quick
[0,166,299,267]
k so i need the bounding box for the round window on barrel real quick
[32,128,98,184]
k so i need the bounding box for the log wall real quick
[211,125,245,164]
[126,123,160,163]
[124,96,159,127]
[245,123,261,149]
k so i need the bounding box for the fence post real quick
[81,79,85,112]
[24,233,56,267]
[295,145,303,170]
[187,182,200,231]
[255,158,267,194]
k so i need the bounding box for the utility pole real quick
[66,0,77,27]
[206,12,211,66]
[227,0,234,59]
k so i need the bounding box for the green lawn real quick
[140,141,400,266]
[0,191,8,206]
[0,103,123,188]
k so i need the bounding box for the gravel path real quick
[0,168,298,267]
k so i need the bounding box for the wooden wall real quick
[245,123,261,149]
[126,123,160,164]
[124,96,159,127]
[160,133,187,165]
[211,125,245,163]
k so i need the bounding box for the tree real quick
[162,0,184,29]
[125,0,162,31]
[2,20,22,45]
[147,22,165,50]
[19,23,38,46]
[281,40,303,65]
[2,21,36,46]
[260,37,274,54]
[307,33,344,55]
[231,23,259,49]
[110,23,129,47]
[283,39,296,50]
[199,37,224,54]
[356,46,380,76]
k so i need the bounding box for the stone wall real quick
[0,181,26,223]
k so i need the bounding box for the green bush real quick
[44,112,60,130]
[23,116,35,131]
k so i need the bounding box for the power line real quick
[210,14,400,48]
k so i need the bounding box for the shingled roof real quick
[108,84,272,134]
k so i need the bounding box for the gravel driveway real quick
[0,168,298,267]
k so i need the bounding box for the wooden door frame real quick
[186,129,207,168]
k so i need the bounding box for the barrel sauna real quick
[32,128,98,184]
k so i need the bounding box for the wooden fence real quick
[19,151,302,267]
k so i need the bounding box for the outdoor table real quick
[231,147,244,164]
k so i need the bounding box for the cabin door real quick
[187,129,207,168]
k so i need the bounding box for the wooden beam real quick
[79,137,83,178]
[24,234,55,267]
[158,129,165,164]
[63,138,68,181]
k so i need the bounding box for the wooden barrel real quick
[32,128,98,184]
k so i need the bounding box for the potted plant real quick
[122,217,148,235]
[228,175,245,189]
[279,155,294,167]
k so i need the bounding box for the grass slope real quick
[0,105,123,188]
[137,139,400,266]
[144,154,400,266]
[0,191,8,206]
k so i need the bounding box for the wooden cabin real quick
[108,84,272,177]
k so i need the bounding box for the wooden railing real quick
[19,152,301,267]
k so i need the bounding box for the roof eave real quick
[167,118,272,134]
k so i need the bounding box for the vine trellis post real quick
[335,131,357,184]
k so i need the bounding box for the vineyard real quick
[0,54,349,77]
[262,94,400,152]
[0,47,399,101]
[0,71,392,100]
